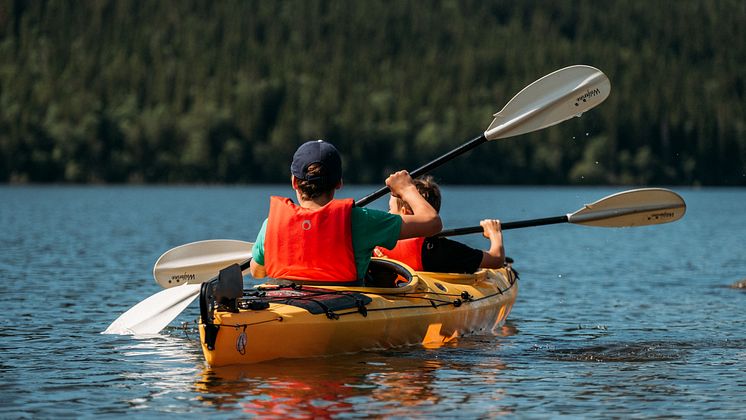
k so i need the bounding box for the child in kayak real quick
[249,140,442,284]
[375,176,504,273]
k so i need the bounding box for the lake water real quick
[1,185,744,418]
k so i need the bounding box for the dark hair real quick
[295,163,336,200]
[397,175,441,213]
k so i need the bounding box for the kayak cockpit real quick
[364,258,415,288]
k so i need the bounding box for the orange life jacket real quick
[375,237,425,271]
[264,196,357,282]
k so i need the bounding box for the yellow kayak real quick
[198,258,518,366]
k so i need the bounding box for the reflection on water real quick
[102,321,519,418]
[193,350,511,418]
[192,322,520,417]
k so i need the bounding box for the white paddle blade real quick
[485,65,611,140]
[102,284,201,335]
[568,188,686,227]
[153,239,253,288]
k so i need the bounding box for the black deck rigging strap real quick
[240,285,373,317]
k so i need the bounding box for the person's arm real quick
[250,259,266,278]
[385,170,442,239]
[249,221,268,278]
[479,219,505,268]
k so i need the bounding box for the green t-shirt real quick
[252,206,402,280]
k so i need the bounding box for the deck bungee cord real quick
[199,264,518,333]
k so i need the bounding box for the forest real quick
[0,0,744,185]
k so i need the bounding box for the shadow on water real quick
[543,337,746,363]
[545,342,684,362]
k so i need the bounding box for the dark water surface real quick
[1,185,744,418]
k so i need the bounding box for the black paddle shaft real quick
[354,134,487,207]
[436,215,569,237]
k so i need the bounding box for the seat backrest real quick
[364,258,414,288]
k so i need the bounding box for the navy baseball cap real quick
[290,140,342,186]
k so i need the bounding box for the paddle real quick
[355,65,611,207]
[102,241,253,335]
[436,188,686,237]
[103,283,203,335]
[153,239,253,289]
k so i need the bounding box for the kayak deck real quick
[198,258,518,366]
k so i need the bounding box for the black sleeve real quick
[421,237,483,273]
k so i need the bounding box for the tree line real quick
[0,0,744,185]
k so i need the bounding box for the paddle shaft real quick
[354,66,610,207]
[436,215,569,237]
[436,188,686,237]
[355,134,487,207]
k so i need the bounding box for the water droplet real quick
[558,274,562,278]
[585,132,590,136]
[595,161,599,165]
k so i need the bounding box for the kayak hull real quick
[198,260,518,366]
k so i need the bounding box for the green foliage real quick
[0,0,744,185]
